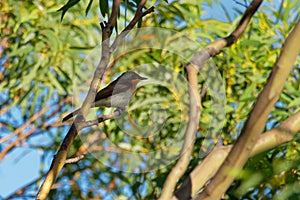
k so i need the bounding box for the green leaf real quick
[220,2,232,22]
[86,0,94,16]
[285,82,300,96]
[47,71,66,94]
[225,104,235,113]
[17,60,42,91]
[16,86,33,107]
[9,45,34,57]
[20,84,38,118]
[130,97,168,111]
[40,29,59,52]
[240,83,256,101]
[34,41,46,52]
[29,84,41,116]
[99,0,109,17]
[288,98,300,108]
[57,0,81,21]
[280,92,293,103]
[241,39,262,46]
[138,18,142,28]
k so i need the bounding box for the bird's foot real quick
[115,107,125,115]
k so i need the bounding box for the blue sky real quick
[0,148,41,197]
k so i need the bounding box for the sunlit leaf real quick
[288,98,300,108]
[86,0,94,16]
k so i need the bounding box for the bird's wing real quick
[62,108,80,122]
[95,79,132,101]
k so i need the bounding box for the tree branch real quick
[159,58,202,199]
[110,2,155,51]
[65,155,84,164]
[0,99,66,161]
[191,0,263,63]
[81,109,123,128]
[174,110,300,199]
[0,105,50,145]
[36,1,154,199]
[197,15,300,200]
[159,0,262,198]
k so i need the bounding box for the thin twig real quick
[233,0,248,8]
[82,109,123,128]
[110,3,155,51]
[36,1,154,199]
[200,85,207,98]
[0,105,51,144]
[0,99,66,161]
[65,155,84,164]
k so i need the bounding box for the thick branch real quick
[160,0,262,198]
[159,62,202,199]
[197,16,300,200]
[102,0,120,42]
[174,110,300,199]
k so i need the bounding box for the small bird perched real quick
[62,71,147,122]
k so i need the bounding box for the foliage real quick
[1,0,300,199]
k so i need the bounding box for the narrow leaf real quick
[99,0,109,17]
[57,0,81,21]
[288,98,300,108]
[86,0,94,16]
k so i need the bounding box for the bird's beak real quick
[139,76,147,80]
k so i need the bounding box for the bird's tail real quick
[62,109,80,122]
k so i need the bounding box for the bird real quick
[62,71,147,122]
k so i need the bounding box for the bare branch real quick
[225,0,261,46]
[100,0,120,43]
[174,110,300,199]
[160,0,263,198]
[36,1,154,199]
[0,99,66,161]
[197,15,300,200]
[0,105,51,145]
[65,155,84,164]
[110,3,155,50]
[191,0,263,64]
[159,61,202,199]
[82,109,123,128]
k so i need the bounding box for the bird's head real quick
[119,71,147,82]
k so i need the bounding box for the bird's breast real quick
[94,91,133,108]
